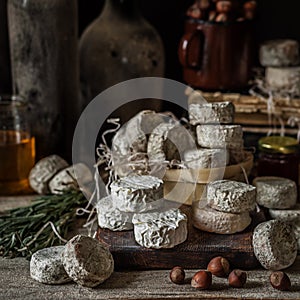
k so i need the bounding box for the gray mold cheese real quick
[189,101,234,125]
[207,180,256,213]
[253,220,297,270]
[96,195,133,231]
[30,246,71,284]
[253,176,297,209]
[132,208,188,249]
[110,175,164,213]
[63,235,114,288]
[29,155,69,194]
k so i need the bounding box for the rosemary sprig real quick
[0,191,87,259]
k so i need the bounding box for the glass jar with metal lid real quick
[257,136,299,185]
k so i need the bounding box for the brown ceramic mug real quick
[178,19,254,91]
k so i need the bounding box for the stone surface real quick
[30,246,71,285]
[132,208,188,249]
[3,257,300,299]
[62,235,114,288]
[207,180,256,213]
[253,220,297,270]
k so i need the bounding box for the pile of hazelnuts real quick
[186,0,257,22]
[169,256,292,291]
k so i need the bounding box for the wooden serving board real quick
[97,205,265,271]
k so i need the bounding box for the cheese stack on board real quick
[260,40,300,95]
[193,180,256,234]
[253,176,300,253]
[96,174,188,249]
[187,101,246,167]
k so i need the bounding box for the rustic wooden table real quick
[1,196,300,299]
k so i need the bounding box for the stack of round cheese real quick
[253,176,300,253]
[96,174,188,249]
[260,40,300,95]
[187,101,246,167]
[192,180,256,234]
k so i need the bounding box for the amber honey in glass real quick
[0,96,35,195]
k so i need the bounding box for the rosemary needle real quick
[0,191,87,259]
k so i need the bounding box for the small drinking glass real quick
[0,95,35,195]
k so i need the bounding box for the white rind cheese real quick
[269,204,300,223]
[110,175,164,213]
[29,155,69,194]
[49,163,93,195]
[96,196,133,231]
[183,148,229,169]
[253,220,297,270]
[63,235,114,288]
[30,246,71,284]
[132,209,188,249]
[189,101,235,125]
[192,204,251,234]
[259,40,300,67]
[147,122,195,163]
[253,177,297,209]
[207,180,256,213]
[266,67,300,95]
[196,125,243,149]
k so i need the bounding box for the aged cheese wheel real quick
[266,67,300,95]
[292,223,300,252]
[207,180,256,213]
[132,208,188,249]
[189,101,234,125]
[111,110,170,177]
[96,195,133,231]
[110,175,164,213]
[253,177,297,209]
[30,246,71,284]
[196,125,243,149]
[253,220,297,270]
[260,40,300,67]
[192,203,252,234]
[29,155,69,194]
[147,122,195,164]
[49,163,93,195]
[183,148,229,169]
[269,204,300,223]
[63,235,114,288]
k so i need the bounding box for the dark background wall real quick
[78,0,300,82]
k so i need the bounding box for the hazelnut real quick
[209,10,217,21]
[197,0,210,10]
[207,256,230,277]
[170,266,185,284]
[215,13,228,22]
[270,271,291,291]
[191,270,212,290]
[228,269,247,288]
[216,1,232,14]
[244,1,257,11]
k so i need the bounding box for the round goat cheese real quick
[192,204,251,234]
[260,39,300,67]
[132,208,188,249]
[29,155,69,194]
[110,175,164,213]
[207,180,256,213]
[96,196,133,231]
[63,235,114,288]
[189,101,235,125]
[183,148,229,169]
[30,246,71,284]
[269,204,300,223]
[253,177,297,209]
[253,220,297,270]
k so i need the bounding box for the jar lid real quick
[259,136,299,154]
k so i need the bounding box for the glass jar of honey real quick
[257,136,299,185]
[0,96,35,195]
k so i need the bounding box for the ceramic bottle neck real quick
[102,0,141,20]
